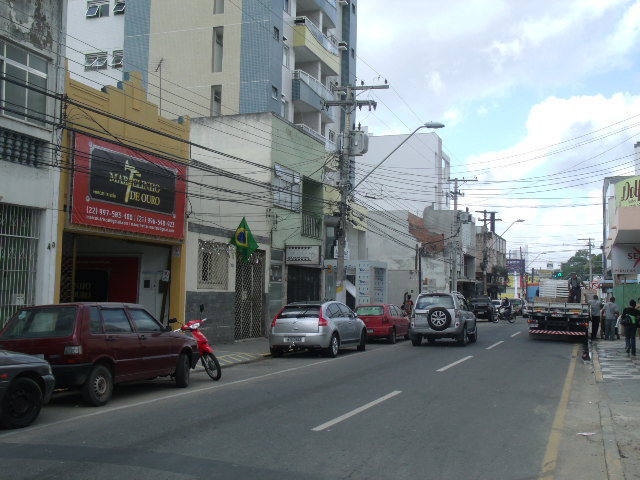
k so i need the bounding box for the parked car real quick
[469,296,494,322]
[355,304,410,343]
[0,350,55,429]
[410,292,478,346]
[0,303,200,406]
[269,301,367,358]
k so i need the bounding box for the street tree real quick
[560,249,602,279]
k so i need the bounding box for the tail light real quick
[271,307,285,328]
[318,309,329,327]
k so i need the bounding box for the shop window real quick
[273,164,301,212]
[0,41,48,126]
[198,241,229,290]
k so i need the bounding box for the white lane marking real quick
[0,357,344,438]
[511,331,521,338]
[311,391,402,432]
[436,355,473,372]
[486,341,504,350]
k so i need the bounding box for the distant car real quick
[510,298,525,316]
[269,301,367,357]
[0,350,55,429]
[410,292,478,346]
[0,303,200,407]
[469,296,494,322]
[355,304,410,344]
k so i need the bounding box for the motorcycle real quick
[495,305,515,324]
[172,313,222,381]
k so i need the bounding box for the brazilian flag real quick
[230,217,258,263]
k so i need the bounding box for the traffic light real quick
[553,271,564,278]
[557,271,563,277]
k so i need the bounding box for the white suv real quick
[409,292,478,346]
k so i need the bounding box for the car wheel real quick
[324,334,339,358]
[411,335,422,346]
[270,346,283,357]
[388,328,397,344]
[0,377,43,429]
[357,330,367,351]
[427,307,451,331]
[457,325,469,346]
[469,324,478,343]
[174,353,190,388]
[82,364,113,407]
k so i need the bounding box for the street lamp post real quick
[501,218,525,237]
[335,122,444,303]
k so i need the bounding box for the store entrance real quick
[287,266,321,303]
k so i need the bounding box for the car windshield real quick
[1,306,77,338]
[279,305,320,319]
[415,295,454,310]
[355,306,384,316]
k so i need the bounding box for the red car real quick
[0,303,200,406]
[355,304,410,344]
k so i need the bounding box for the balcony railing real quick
[294,16,338,56]
[293,69,334,100]
[294,123,326,143]
[302,213,322,239]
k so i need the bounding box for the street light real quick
[351,121,445,193]
[500,219,524,237]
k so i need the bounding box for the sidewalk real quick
[592,338,640,480]
[211,336,271,368]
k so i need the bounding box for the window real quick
[271,86,278,99]
[89,307,102,333]
[280,99,288,118]
[328,129,336,143]
[84,52,108,71]
[283,0,290,14]
[110,50,124,68]
[210,85,222,116]
[0,41,48,126]
[129,309,162,332]
[86,1,109,18]
[351,47,355,59]
[282,45,289,67]
[198,240,229,289]
[273,164,301,211]
[212,27,224,72]
[273,27,280,41]
[213,0,224,14]
[113,1,125,14]
[352,3,356,14]
[102,309,133,333]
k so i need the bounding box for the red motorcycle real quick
[177,317,222,381]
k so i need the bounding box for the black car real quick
[0,350,55,429]
[469,296,494,322]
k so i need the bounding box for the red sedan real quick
[355,304,410,344]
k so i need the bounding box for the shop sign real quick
[286,245,321,265]
[615,176,640,208]
[71,134,186,239]
[506,258,524,274]
[611,245,640,274]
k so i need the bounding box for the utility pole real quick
[579,238,594,285]
[479,210,497,296]
[447,177,477,293]
[325,83,389,303]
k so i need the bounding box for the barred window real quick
[198,241,229,289]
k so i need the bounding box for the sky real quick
[354,0,640,272]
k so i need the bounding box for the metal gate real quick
[0,204,40,327]
[234,250,265,339]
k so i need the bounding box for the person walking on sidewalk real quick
[601,297,620,341]
[621,299,640,356]
[588,294,602,340]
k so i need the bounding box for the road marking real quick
[511,331,521,337]
[538,344,579,480]
[311,391,402,432]
[486,341,504,350]
[436,355,473,372]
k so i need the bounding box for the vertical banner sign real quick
[72,134,186,239]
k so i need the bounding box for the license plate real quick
[284,336,303,343]
[367,329,374,333]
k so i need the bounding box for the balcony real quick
[296,0,337,29]
[292,70,336,123]
[293,17,340,77]
[294,123,326,144]
[302,213,322,239]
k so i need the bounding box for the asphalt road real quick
[0,319,583,480]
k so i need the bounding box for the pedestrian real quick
[588,294,602,340]
[402,295,413,316]
[567,273,582,303]
[601,297,620,341]
[621,299,640,356]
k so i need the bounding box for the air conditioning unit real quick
[337,41,348,50]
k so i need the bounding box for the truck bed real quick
[526,302,589,337]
